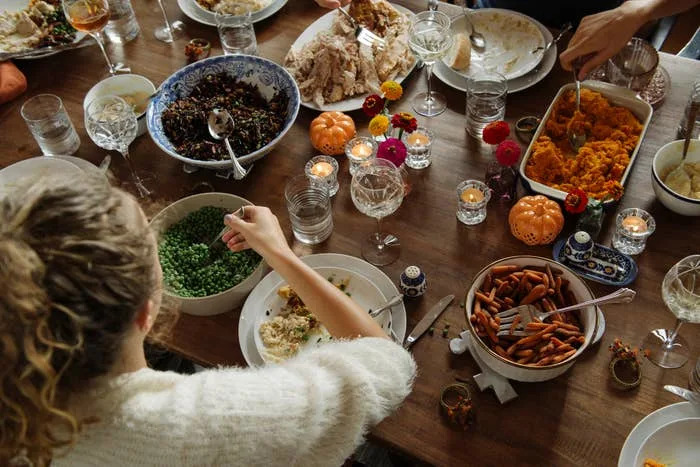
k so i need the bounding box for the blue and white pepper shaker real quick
[564,231,594,263]
[400,266,427,297]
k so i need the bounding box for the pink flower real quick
[495,140,521,166]
[377,138,407,167]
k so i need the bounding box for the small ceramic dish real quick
[553,239,638,286]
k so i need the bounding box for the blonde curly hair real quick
[0,173,160,465]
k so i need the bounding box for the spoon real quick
[369,294,404,319]
[532,22,572,54]
[461,6,486,53]
[567,57,587,153]
[207,109,247,180]
[682,101,699,160]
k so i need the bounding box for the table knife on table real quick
[404,294,454,349]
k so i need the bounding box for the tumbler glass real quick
[285,174,333,245]
[216,10,257,55]
[21,94,80,156]
[465,71,507,139]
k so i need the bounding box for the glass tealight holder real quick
[345,137,377,176]
[612,208,655,255]
[401,127,434,169]
[457,180,491,225]
[305,155,339,197]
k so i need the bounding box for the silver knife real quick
[664,385,700,404]
[403,294,454,349]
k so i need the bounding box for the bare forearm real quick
[629,0,700,22]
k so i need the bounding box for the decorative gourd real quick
[508,195,564,246]
[310,111,356,155]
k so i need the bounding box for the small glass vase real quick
[576,200,605,240]
[484,161,517,202]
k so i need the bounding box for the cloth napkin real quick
[0,62,27,105]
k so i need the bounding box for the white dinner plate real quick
[287,3,416,112]
[177,0,288,26]
[252,266,393,363]
[0,157,82,198]
[618,402,700,467]
[239,253,407,367]
[634,418,700,467]
[433,11,555,94]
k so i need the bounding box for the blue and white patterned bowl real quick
[147,54,300,169]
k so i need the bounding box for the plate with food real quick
[618,402,700,467]
[176,0,287,26]
[0,0,89,60]
[519,80,653,204]
[284,0,416,112]
[239,253,407,366]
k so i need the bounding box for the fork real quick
[495,288,636,337]
[207,206,246,250]
[337,7,386,49]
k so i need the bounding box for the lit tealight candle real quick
[407,131,430,146]
[460,188,485,203]
[310,161,334,177]
[351,143,373,159]
[622,215,648,233]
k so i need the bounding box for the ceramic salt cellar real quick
[400,266,427,297]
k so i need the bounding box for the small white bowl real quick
[652,139,700,216]
[83,74,156,137]
[634,417,700,467]
[149,192,267,316]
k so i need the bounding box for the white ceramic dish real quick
[633,417,700,467]
[445,9,544,81]
[240,253,407,367]
[519,81,653,203]
[464,256,598,382]
[433,13,554,94]
[149,192,266,316]
[52,154,101,174]
[619,402,700,467]
[651,139,700,216]
[253,266,393,363]
[84,74,156,137]
[0,157,81,198]
[287,3,415,112]
[177,0,287,26]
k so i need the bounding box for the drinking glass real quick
[465,70,507,139]
[155,0,185,43]
[62,0,130,75]
[350,159,405,266]
[216,10,257,55]
[408,10,453,117]
[607,38,658,92]
[21,94,81,156]
[285,174,334,245]
[85,95,151,198]
[642,255,700,369]
[690,356,700,392]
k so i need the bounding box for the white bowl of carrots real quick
[465,256,599,382]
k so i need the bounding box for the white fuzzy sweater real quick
[52,338,416,467]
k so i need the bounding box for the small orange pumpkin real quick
[508,195,564,246]
[310,111,356,155]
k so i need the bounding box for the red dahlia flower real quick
[362,94,385,117]
[377,138,407,167]
[495,140,521,166]
[564,188,589,214]
[390,112,418,133]
[482,120,510,145]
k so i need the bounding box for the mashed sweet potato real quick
[525,89,642,200]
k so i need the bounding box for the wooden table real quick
[2,1,699,465]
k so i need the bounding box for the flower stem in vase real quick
[484,161,517,202]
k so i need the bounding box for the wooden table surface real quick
[2,1,699,465]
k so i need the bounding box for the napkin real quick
[0,62,28,105]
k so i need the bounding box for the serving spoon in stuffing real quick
[207,108,248,181]
[567,57,588,153]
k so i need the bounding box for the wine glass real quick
[350,159,405,266]
[408,10,453,117]
[62,0,130,76]
[85,95,152,198]
[642,255,700,368]
[155,0,185,43]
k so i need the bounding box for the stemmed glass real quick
[155,0,186,43]
[85,95,152,198]
[62,0,130,76]
[642,255,700,368]
[350,159,405,266]
[408,10,453,117]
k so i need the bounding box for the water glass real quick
[691,357,700,392]
[401,127,434,169]
[305,155,339,197]
[285,174,333,245]
[216,10,257,55]
[21,94,80,156]
[465,71,507,139]
[677,80,700,140]
[456,180,490,225]
[104,0,140,44]
[612,208,655,255]
[345,137,377,176]
[607,38,658,92]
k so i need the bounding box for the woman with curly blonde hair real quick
[0,173,415,466]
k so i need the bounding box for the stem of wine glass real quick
[90,31,116,75]
[121,145,150,197]
[425,63,434,103]
[664,318,685,350]
[156,0,173,39]
[375,217,384,251]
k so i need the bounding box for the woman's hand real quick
[559,1,649,80]
[223,206,293,265]
[314,0,351,8]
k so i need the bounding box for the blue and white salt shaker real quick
[564,231,594,263]
[400,266,427,297]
